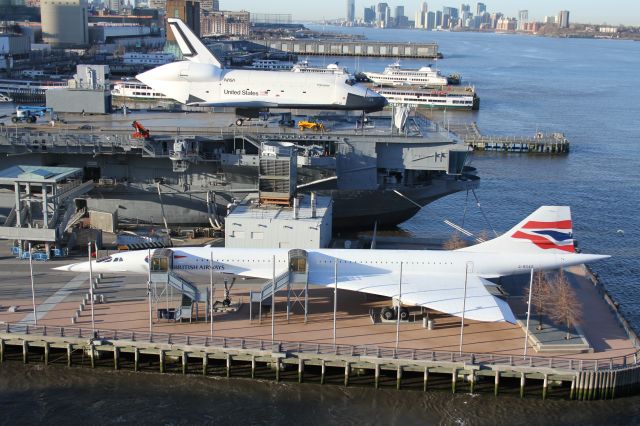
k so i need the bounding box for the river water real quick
[1,28,640,424]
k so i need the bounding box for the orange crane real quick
[131,120,151,139]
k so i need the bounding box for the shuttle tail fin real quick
[460,206,575,254]
[167,18,222,67]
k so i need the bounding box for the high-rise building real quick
[201,10,249,36]
[166,0,200,40]
[41,0,89,47]
[435,10,442,27]
[346,0,355,22]
[199,0,219,12]
[476,2,485,16]
[517,10,528,31]
[543,15,555,24]
[415,1,428,29]
[364,6,375,23]
[558,10,570,28]
[442,6,458,27]
[394,5,406,26]
[108,0,121,13]
[426,10,435,29]
[376,2,388,27]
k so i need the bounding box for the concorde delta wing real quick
[308,269,516,323]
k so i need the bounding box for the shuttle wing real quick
[311,272,515,323]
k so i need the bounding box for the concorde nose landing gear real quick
[380,306,409,322]
[222,278,232,306]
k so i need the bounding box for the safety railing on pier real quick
[3,322,638,373]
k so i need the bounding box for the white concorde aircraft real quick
[136,19,387,113]
[55,207,608,323]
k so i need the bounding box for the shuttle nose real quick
[346,88,387,112]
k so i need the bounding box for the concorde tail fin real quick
[167,18,222,67]
[460,206,575,254]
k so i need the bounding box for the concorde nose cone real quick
[53,262,90,273]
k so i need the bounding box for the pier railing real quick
[3,322,638,373]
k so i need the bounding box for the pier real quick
[0,243,639,400]
[250,39,439,59]
[1,322,638,400]
[446,122,570,154]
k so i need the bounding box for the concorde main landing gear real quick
[380,306,409,321]
[222,278,232,306]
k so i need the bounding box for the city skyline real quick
[222,0,639,26]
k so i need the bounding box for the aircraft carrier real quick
[0,109,479,229]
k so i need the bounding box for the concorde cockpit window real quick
[96,256,112,263]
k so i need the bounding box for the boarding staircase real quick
[251,271,291,304]
[151,270,207,322]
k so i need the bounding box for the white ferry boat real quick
[364,61,449,87]
[0,78,68,95]
[249,59,295,70]
[111,80,168,100]
[374,86,479,111]
[291,61,349,75]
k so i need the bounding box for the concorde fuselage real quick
[136,61,386,111]
[82,247,606,283]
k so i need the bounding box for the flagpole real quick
[459,262,469,355]
[333,257,338,347]
[210,251,214,337]
[395,261,403,352]
[28,242,37,326]
[88,241,95,333]
[524,268,534,358]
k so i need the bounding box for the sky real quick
[223,1,639,26]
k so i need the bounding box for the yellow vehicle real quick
[298,120,325,131]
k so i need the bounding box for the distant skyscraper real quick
[346,0,355,22]
[166,0,200,40]
[517,10,528,30]
[376,2,389,27]
[558,10,570,28]
[415,1,428,29]
[476,2,485,16]
[435,10,442,27]
[364,6,375,23]
[394,5,404,26]
[426,10,435,29]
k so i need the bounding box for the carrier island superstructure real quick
[0,112,478,229]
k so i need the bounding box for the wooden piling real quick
[374,363,380,389]
[113,347,120,370]
[43,342,49,366]
[90,344,95,369]
[275,358,280,382]
[22,340,28,364]
[396,365,402,390]
[134,348,139,372]
[320,360,326,385]
[298,358,304,383]
[0,338,4,363]
[569,375,576,400]
[251,355,256,379]
[182,352,188,375]
[226,354,231,378]
[520,373,526,399]
[494,371,500,396]
[66,343,72,367]
[159,350,165,373]
[202,353,208,376]
[344,361,350,387]
[542,374,548,400]
[469,370,475,394]
[423,367,429,392]
[451,368,457,394]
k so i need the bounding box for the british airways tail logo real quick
[512,220,575,252]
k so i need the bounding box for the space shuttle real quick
[55,207,609,324]
[136,19,387,114]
